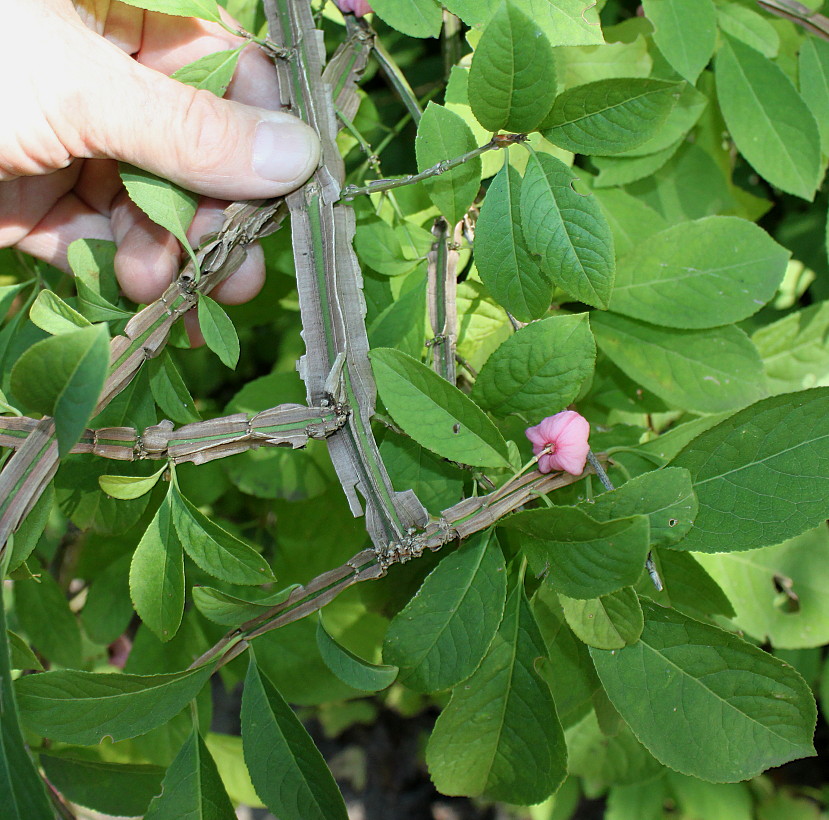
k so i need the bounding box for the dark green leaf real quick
[671,389,829,553]
[316,620,398,692]
[144,728,236,820]
[16,664,213,745]
[369,348,510,468]
[10,324,110,456]
[81,555,134,646]
[426,582,566,803]
[520,152,615,309]
[241,657,347,820]
[541,79,682,155]
[8,631,43,672]
[8,483,54,573]
[383,531,507,693]
[192,585,298,626]
[148,351,201,424]
[469,2,557,132]
[591,601,817,782]
[471,314,595,418]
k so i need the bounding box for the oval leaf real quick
[383,530,508,693]
[99,464,167,500]
[369,348,510,468]
[198,294,240,369]
[30,290,91,335]
[559,587,643,650]
[15,665,214,745]
[192,585,299,626]
[171,46,242,96]
[590,601,817,782]
[642,0,716,82]
[316,620,398,692]
[519,152,615,309]
[471,313,596,418]
[541,78,682,155]
[241,657,348,820]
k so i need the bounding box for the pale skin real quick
[0,0,321,339]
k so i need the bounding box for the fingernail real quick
[252,118,319,183]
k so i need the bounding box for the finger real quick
[13,191,113,273]
[73,158,123,216]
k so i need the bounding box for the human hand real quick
[0,0,320,321]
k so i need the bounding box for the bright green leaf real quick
[120,164,200,272]
[198,295,240,369]
[114,0,221,23]
[541,79,682,155]
[29,290,91,335]
[426,581,567,803]
[171,46,242,96]
[512,0,604,47]
[415,103,481,224]
[8,631,43,672]
[16,664,213,745]
[241,657,347,820]
[559,587,643,650]
[474,161,552,321]
[671,389,829,553]
[471,314,596,418]
[520,152,615,308]
[592,312,766,414]
[799,38,829,156]
[369,348,510,468]
[99,464,167,500]
[716,35,820,200]
[469,2,557,133]
[316,620,398,692]
[717,2,779,59]
[591,601,817,782]
[369,0,442,38]
[383,531,507,693]
[610,217,789,329]
[10,324,110,457]
[642,0,716,82]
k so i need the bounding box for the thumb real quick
[74,40,320,200]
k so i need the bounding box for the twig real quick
[341,133,528,200]
[371,34,424,124]
[426,218,459,382]
[757,0,829,40]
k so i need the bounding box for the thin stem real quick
[756,0,829,40]
[372,35,424,123]
[341,133,528,200]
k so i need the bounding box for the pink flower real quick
[525,411,590,476]
[336,0,373,16]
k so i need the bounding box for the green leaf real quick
[415,103,481,224]
[114,0,221,23]
[81,555,134,646]
[753,299,829,394]
[14,572,83,669]
[592,312,766,414]
[716,2,779,59]
[468,2,557,133]
[579,467,697,548]
[593,187,669,259]
[198,295,240,369]
[642,0,716,82]
[503,507,650,599]
[355,217,432,277]
[129,490,185,642]
[192,585,298,626]
[148,351,201,424]
[474,161,552,321]
[39,755,165,818]
[120,164,200,272]
[541,79,682,155]
[716,35,820,201]
[0,587,56,820]
[590,601,817,782]
[559,587,643,650]
[671,389,829,553]
[171,46,242,96]
[241,657,348,820]
[383,531,507,693]
[593,138,682,188]
[799,38,829,155]
[170,484,275,585]
[369,348,510,468]
[145,728,236,820]
[316,620,398,692]
[519,152,615,309]
[8,631,43,672]
[67,238,120,304]
[471,314,596,418]
[8,483,54,573]
[426,581,567,803]
[15,664,213,745]
[99,464,167,500]
[369,0,442,38]
[512,0,604,47]
[29,290,91,335]
[696,526,829,650]
[10,324,110,457]
[609,217,789,329]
